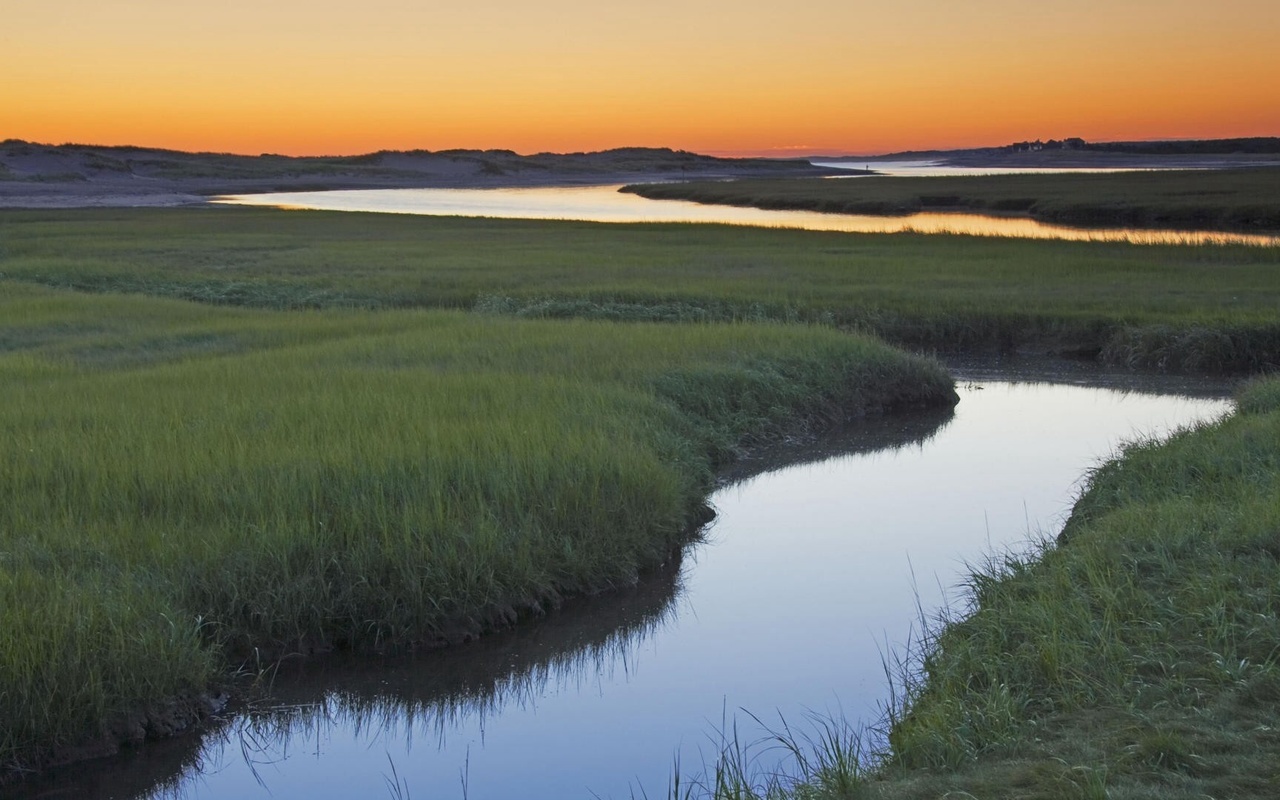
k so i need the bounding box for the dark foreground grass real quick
[623,167,1280,232]
[2,206,1278,372]
[669,377,1280,799]
[0,283,955,778]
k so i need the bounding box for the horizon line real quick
[7,134,1278,162]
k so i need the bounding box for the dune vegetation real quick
[2,206,1278,373]
[0,139,834,198]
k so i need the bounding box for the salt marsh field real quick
[2,178,1277,798]
[9,373,1230,799]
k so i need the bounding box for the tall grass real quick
[658,378,1280,799]
[2,207,1276,371]
[648,711,872,800]
[0,284,955,777]
[869,382,1280,798]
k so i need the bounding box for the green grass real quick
[2,203,1277,785]
[2,206,1278,372]
[671,377,1280,799]
[623,167,1280,232]
[873,376,1280,799]
[0,282,954,777]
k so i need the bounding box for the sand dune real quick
[0,141,839,208]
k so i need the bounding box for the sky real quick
[3,0,1279,156]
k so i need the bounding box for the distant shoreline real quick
[816,135,1280,170]
[0,141,841,209]
[622,166,1280,235]
[0,169,851,210]
[5,138,1279,211]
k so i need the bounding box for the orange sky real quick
[3,1,1278,156]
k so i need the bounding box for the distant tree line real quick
[1002,138,1088,152]
[1085,137,1280,155]
[1001,137,1280,155]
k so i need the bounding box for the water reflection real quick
[11,408,956,800]
[717,405,956,487]
[812,159,1192,177]
[9,375,1233,800]
[11,560,687,800]
[213,185,1280,247]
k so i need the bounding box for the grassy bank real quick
[622,168,1280,233]
[0,282,955,778]
[677,377,1280,799]
[871,376,1280,798]
[2,207,1278,372]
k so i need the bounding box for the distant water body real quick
[812,159,1157,177]
[216,182,1279,247]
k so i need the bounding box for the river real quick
[11,365,1232,800]
[213,183,1279,247]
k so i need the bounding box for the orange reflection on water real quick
[215,185,1280,247]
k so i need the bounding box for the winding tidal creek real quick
[15,367,1231,800]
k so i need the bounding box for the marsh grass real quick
[641,711,872,800]
[661,379,1280,799]
[0,283,954,776]
[622,168,1280,232]
[3,204,1277,786]
[699,377,1280,799]
[2,207,1278,371]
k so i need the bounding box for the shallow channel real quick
[13,366,1233,800]
[213,184,1280,247]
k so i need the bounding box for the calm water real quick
[214,184,1280,246]
[812,159,1163,177]
[16,369,1232,800]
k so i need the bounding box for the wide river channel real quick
[215,181,1280,246]
[15,365,1232,800]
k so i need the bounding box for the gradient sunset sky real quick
[4,0,1278,156]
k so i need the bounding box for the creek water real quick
[213,184,1280,247]
[14,365,1233,800]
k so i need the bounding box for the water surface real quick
[15,370,1232,800]
[214,185,1279,247]
[812,159,1163,177]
